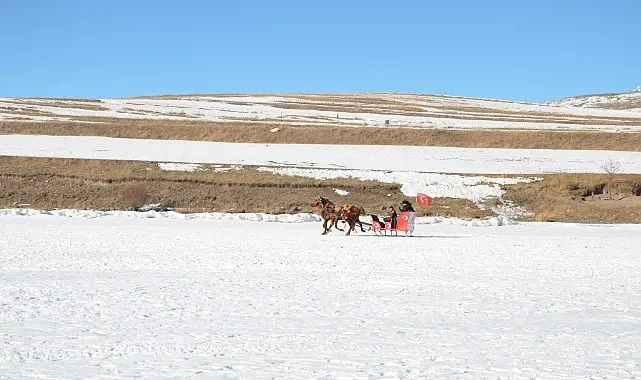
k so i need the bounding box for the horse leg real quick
[357,208,367,232]
[345,220,355,235]
[333,217,344,232]
[322,218,329,235]
[326,217,334,233]
[346,221,354,235]
[349,219,358,234]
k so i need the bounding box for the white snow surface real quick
[333,188,350,196]
[259,167,536,204]
[2,212,641,379]
[157,162,202,172]
[3,134,641,175]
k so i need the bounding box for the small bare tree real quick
[601,159,621,199]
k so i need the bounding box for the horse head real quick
[312,196,332,208]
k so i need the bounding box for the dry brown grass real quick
[0,107,58,117]
[44,101,107,111]
[27,97,103,103]
[268,101,427,115]
[1,98,107,111]
[120,182,149,210]
[3,119,641,152]
[503,173,641,223]
[2,157,641,222]
[0,157,492,218]
[534,212,552,222]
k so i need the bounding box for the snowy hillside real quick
[1,92,641,131]
[548,88,641,111]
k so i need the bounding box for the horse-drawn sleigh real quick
[312,196,416,236]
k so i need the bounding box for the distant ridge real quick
[2,92,640,130]
[548,88,641,110]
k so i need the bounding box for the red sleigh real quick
[371,211,415,236]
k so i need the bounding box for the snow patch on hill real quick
[257,167,538,204]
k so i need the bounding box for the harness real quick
[339,204,355,219]
[323,201,336,215]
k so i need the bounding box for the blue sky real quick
[2,1,640,102]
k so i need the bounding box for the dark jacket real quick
[400,201,415,212]
[388,208,398,228]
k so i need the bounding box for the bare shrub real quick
[534,212,552,222]
[601,159,622,199]
[582,183,607,197]
[601,159,621,175]
[120,182,149,210]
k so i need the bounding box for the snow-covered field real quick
[4,134,641,175]
[2,212,641,379]
[1,92,640,131]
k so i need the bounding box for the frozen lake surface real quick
[2,214,640,379]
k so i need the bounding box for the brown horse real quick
[313,197,367,236]
[336,204,367,235]
[312,196,344,235]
